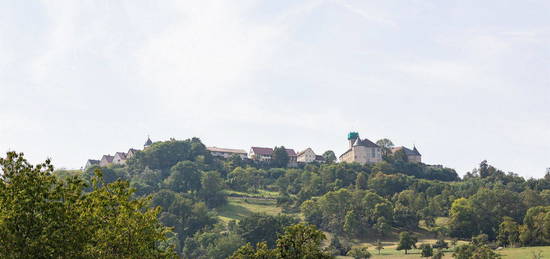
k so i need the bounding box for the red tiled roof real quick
[251,147,273,156]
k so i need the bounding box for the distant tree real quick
[347,247,371,259]
[420,244,433,257]
[199,171,226,208]
[322,150,337,163]
[275,224,331,259]
[329,236,350,256]
[396,232,417,254]
[376,139,394,159]
[432,248,444,259]
[453,244,500,259]
[497,217,519,247]
[355,172,368,190]
[164,161,201,193]
[472,234,489,246]
[272,146,290,168]
[236,213,298,248]
[432,238,449,249]
[393,149,409,163]
[344,210,361,237]
[375,240,384,255]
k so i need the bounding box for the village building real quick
[391,146,422,163]
[249,147,298,167]
[339,132,382,165]
[85,159,99,169]
[126,148,139,159]
[99,155,114,167]
[112,152,128,165]
[207,147,248,159]
[297,148,317,163]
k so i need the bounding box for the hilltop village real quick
[85,132,424,169]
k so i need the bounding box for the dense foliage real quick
[37,137,550,257]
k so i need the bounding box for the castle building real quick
[112,152,128,165]
[391,146,422,163]
[249,147,298,167]
[99,155,114,167]
[339,132,382,165]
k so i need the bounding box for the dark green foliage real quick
[322,150,337,163]
[420,243,433,257]
[0,152,175,258]
[271,146,290,168]
[236,213,298,248]
[347,247,371,259]
[396,232,417,254]
[453,244,500,259]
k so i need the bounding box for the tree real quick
[432,248,444,259]
[449,198,477,239]
[272,146,290,168]
[0,152,175,258]
[432,238,448,249]
[198,171,226,208]
[329,236,350,256]
[375,240,384,255]
[497,217,519,247]
[230,223,331,259]
[276,224,332,259]
[396,232,417,254]
[164,161,201,193]
[236,213,298,248]
[322,150,337,164]
[453,244,500,259]
[347,247,371,259]
[355,172,368,190]
[420,244,433,257]
[376,139,394,159]
[343,209,361,237]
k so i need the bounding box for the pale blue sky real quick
[1,0,549,177]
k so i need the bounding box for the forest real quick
[2,137,550,258]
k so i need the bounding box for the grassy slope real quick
[215,197,283,223]
[216,192,550,258]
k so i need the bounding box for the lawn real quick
[215,197,283,223]
[499,246,550,259]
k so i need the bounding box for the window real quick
[372,149,375,158]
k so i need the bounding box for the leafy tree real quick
[453,244,500,259]
[347,247,371,259]
[199,171,226,208]
[0,152,175,258]
[376,138,394,159]
[230,223,331,259]
[275,224,332,259]
[164,161,201,193]
[329,236,350,256]
[449,198,477,239]
[396,232,417,254]
[497,217,519,247]
[432,248,444,259]
[355,172,368,190]
[420,244,433,257]
[272,146,290,168]
[472,234,489,247]
[322,150,337,164]
[236,213,298,248]
[344,209,361,237]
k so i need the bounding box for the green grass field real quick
[216,197,283,223]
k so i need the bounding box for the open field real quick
[215,197,283,222]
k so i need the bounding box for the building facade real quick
[112,152,128,165]
[99,155,114,167]
[249,147,298,167]
[339,132,382,164]
[297,148,317,163]
[391,146,422,163]
[207,147,248,159]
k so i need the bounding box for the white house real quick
[297,148,317,163]
[112,152,128,165]
[207,147,248,159]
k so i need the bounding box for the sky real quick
[1,0,549,177]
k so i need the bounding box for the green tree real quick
[198,171,226,208]
[0,152,175,259]
[375,138,394,159]
[236,213,298,248]
[164,161,201,193]
[355,172,368,190]
[449,198,477,239]
[322,150,337,164]
[344,209,361,237]
[347,247,371,259]
[396,232,417,254]
[420,244,433,257]
[275,224,332,259]
[272,146,290,168]
[497,217,519,247]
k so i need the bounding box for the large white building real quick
[339,132,382,165]
[207,147,248,159]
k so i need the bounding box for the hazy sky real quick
[1,0,549,177]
